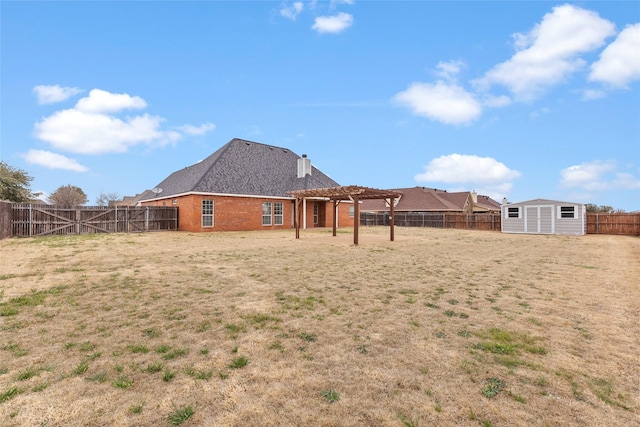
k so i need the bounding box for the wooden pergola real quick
[288,185,403,245]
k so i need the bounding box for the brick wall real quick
[142,194,354,232]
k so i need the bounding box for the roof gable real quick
[142,138,340,200]
[505,198,584,207]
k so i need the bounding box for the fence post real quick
[145,207,149,231]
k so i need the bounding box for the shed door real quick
[539,206,553,234]
[524,206,554,234]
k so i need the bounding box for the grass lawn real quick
[0,227,638,426]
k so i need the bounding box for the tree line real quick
[0,160,629,212]
[1,161,120,208]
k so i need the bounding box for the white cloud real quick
[178,123,216,135]
[434,60,466,81]
[75,88,147,113]
[589,23,640,88]
[560,160,640,191]
[23,149,88,172]
[33,84,82,105]
[416,154,521,184]
[32,88,210,155]
[393,81,482,125]
[280,2,303,20]
[311,12,353,34]
[35,108,176,155]
[476,4,615,101]
[415,154,521,201]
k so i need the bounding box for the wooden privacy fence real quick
[361,212,502,231]
[10,204,178,238]
[361,211,640,235]
[586,213,640,235]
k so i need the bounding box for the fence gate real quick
[10,204,178,237]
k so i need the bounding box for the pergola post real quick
[353,195,359,245]
[295,198,302,239]
[390,197,395,242]
[332,200,337,237]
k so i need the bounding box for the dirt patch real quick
[0,228,638,426]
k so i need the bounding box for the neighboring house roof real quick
[112,191,153,206]
[140,138,340,201]
[472,194,503,212]
[360,186,501,212]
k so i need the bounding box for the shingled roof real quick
[140,138,340,200]
[360,186,501,212]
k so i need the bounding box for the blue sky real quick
[2,1,639,211]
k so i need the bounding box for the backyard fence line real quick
[8,204,178,238]
[360,212,502,231]
[586,212,640,236]
[361,211,640,236]
[2,203,637,239]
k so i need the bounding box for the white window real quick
[507,206,520,219]
[262,202,272,226]
[274,202,283,225]
[349,205,355,218]
[202,200,214,227]
[558,206,576,219]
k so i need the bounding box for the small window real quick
[313,203,319,224]
[507,207,520,218]
[262,202,272,226]
[349,205,355,218]
[274,202,283,225]
[560,206,575,219]
[202,200,214,227]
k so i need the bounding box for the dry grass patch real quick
[0,228,638,426]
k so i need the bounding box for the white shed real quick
[501,198,586,235]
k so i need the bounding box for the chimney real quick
[471,190,478,204]
[297,154,311,178]
[502,197,508,206]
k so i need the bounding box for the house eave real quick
[141,191,297,203]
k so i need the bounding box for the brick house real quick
[360,186,501,214]
[138,138,354,232]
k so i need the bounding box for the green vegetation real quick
[321,388,340,403]
[168,404,195,425]
[228,356,249,369]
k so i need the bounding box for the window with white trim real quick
[349,205,355,218]
[507,206,520,218]
[313,203,319,224]
[262,202,272,226]
[559,206,576,219]
[202,200,214,227]
[274,202,283,225]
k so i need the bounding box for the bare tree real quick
[49,185,88,208]
[95,191,121,207]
